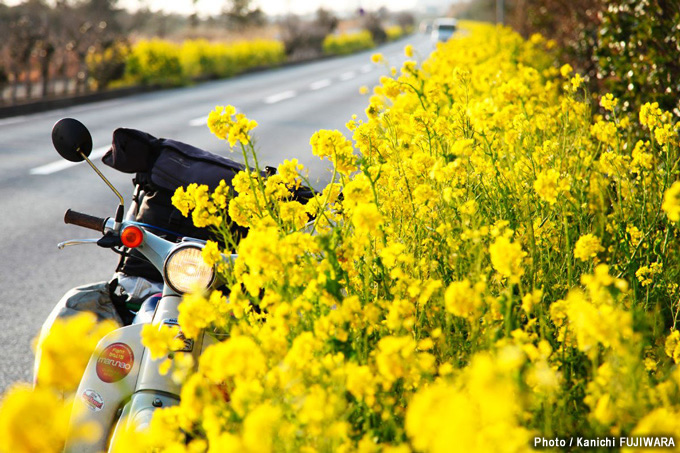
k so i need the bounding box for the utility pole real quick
[496,0,504,25]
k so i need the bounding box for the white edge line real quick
[309,79,332,90]
[263,90,296,104]
[189,115,209,127]
[30,146,110,176]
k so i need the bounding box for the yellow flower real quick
[34,312,117,391]
[371,53,384,64]
[559,63,573,77]
[573,233,604,261]
[207,105,236,140]
[521,289,543,314]
[277,158,304,188]
[570,73,583,90]
[404,44,414,58]
[639,101,662,129]
[599,93,618,112]
[352,202,383,234]
[211,180,230,209]
[201,240,222,267]
[665,330,680,363]
[141,323,184,360]
[0,385,98,452]
[662,182,680,222]
[654,123,677,146]
[177,291,219,339]
[310,129,357,175]
[345,363,376,404]
[534,169,561,205]
[226,113,258,148]
[444,279,481,319]
[405,353,531,453]
[590,120,618,145]
[242,403,282,452]
[172,185,196,217]
[200,335,267,382]
[489,235,526,282]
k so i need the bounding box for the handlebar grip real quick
[64,209,107,232]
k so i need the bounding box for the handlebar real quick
[64,209,107,232]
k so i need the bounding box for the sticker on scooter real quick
[82,389,104,412]
[162,318,194,352]
[96,342,134,383]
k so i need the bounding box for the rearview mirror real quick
[52,118,93,162]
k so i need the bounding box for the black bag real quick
[102,128,316,281]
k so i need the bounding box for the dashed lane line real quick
[189,115,208,127]
[187,65,375,126]
[309,79,332,90]
[263,90,297,104]
[30,146,110,176]
[339,71,357,81]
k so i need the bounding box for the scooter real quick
[38,118,229,452]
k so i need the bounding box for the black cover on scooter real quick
[102,128,316,281]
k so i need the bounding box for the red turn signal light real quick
[121,226,144,248]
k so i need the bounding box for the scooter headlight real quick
[163,245,215,294]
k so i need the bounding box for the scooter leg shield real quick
[33,281,123,387]
[64,323,143,453]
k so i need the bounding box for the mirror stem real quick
[79,150,125,230]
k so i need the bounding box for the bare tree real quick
[280,8,339,59]
[3,10,42,101]
[223,0,265,29]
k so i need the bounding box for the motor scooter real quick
[36,118,231,452]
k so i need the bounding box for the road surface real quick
[0,34,432,391]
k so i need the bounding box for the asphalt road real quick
[0,33,432,392]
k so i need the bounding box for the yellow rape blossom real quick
[489,235,526,283]
[34,312,117,392]
[662,181,680,222]
[141,323,185,360]
[0,385,98,453]
[574,233,604,261]
[599,93,618,112]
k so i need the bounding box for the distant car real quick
[431,18,458,44]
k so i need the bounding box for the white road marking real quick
[189,115,209,127]
[263,90,296,104]
[339,71,356,81]
[30,145,110,176]
[360,64,372,73]
[0,116,28,127]
[309,79,332,90]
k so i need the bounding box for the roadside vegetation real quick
[0,1,413,104]
[4,19,680,452]
[453,0,680,120]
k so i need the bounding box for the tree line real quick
[0,0,415,105]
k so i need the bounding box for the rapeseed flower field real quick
[3,21,680,452]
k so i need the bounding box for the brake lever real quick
[57,232,122,250]
[57,239,101,250]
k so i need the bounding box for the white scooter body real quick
[61,228,222,451]
[46,118,226,452]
